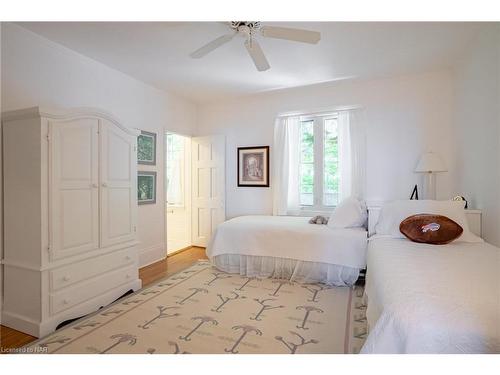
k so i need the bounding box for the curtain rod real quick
[277,105,362,118]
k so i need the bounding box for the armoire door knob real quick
[102,182,108,187]
[92,183,98,188]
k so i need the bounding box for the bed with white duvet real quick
[362,236,500,353]
[206,215,367,286]
[362,200,500,353]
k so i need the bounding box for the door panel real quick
[101,121,137,247]
[191,136,225,247]
[50,119,99,260]
[61,189,94,249]
[107,188,132,238]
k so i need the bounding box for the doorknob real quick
[102,182,108,187]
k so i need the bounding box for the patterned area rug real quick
[26,261,368,354]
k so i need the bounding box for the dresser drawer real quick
[50,265,137,315]
[50,247,136,291]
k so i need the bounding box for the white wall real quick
[452,25,500,246]
[1,23,198,266]
[197,71,456,219]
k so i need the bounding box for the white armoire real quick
[1,107,142,337]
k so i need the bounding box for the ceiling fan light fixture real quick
[230,21,261,31]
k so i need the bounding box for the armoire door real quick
[191,135,225,247]
[50,118,100,260]
[100,121,137,247]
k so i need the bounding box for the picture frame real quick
[237,146,270,187]
[137,130,157,165]
[138,171,157,205]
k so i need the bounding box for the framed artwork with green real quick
[138,171,157,205]
[137,130,156,165]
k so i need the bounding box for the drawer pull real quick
[126,274,131,279]
[63,276,70,282]
[125,256,131,261]
[63,299,69,305]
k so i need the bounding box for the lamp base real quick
[422,172,437,200]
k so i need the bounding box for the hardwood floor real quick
[0,246,207,352]
[140,246,207,286]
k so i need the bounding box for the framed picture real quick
[138,171,157,205]
[137,130,156,165]
[237,146,270,187]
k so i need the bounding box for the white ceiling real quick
[18,22,485,104]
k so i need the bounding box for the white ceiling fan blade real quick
[190,33,235,58]
[244,39,270,72]
[260,26,320,44]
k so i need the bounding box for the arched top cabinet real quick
[2,107,142,337]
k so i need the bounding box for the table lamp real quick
[415,152,447,200]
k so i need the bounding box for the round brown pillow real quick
[399,214,463,245]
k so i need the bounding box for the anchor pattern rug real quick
[26,261,368,354]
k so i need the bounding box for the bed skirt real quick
[211,254,360,286]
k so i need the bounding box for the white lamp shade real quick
[415,152,447,173]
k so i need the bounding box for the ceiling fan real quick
[189,21,321,72]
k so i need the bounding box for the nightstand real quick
[465,209,482,237]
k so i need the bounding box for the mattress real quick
[362,236,500,353]
[207,215,368,269]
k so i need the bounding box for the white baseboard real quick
[139,243,166,268]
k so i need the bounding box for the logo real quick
[421,223,440,233]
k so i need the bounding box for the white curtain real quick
[338,109,367,200]
[272,116,301,215]
[337,111,352,200]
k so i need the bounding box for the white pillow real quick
[375,200,482,243]
[328,197,367,229]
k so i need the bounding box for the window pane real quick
[299,121,314,206]
[323,118,339,206]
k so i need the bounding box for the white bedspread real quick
[362,236,500,353]
[207,215,367,269]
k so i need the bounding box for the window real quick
[299,114,340,211]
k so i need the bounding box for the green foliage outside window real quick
[300,121,314,199]
[324,119,339,204]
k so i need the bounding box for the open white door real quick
[191,135,225,247]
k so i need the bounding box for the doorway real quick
[164,133,226,254]
[165,132,192,255]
